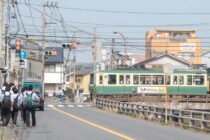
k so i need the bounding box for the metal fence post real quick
[200,113,206,130]
[189,111,194,128]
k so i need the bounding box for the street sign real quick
[19,59,27,69]
[18,51,27,59]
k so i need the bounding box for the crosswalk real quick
[48,104,92,108]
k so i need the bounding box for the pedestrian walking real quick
[1,86,12,126]
[25,85,39,128]
[19,87,27,123]
[58,87,64,103]
[11,87,20,126]
[0,82,8,121]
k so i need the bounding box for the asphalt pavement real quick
[1,98,210,140]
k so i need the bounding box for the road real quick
[4,99,210,140]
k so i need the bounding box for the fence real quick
[95,98,210,132]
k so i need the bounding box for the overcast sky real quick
[6,0,210,62]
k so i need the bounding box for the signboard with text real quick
[137,87,166,94]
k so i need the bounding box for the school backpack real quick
[25,93,34,108]
[2,94,12,109]
[13,95,19,109]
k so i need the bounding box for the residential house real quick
[44,47,64,95]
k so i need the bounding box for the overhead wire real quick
[18,2,210,15]
[15,1,28,35]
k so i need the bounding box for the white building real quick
[44,47,64,95]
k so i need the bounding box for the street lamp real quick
[113,31,127,64]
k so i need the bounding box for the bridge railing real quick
[95,98,210,132]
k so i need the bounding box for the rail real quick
[95,98,210,132]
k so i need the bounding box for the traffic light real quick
[62,43,71,49]
[15,40,21,53]
[45,50,57,56]
[62,43,76,49]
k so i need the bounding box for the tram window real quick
[187,75,192,85]
[99,76,103,84]
[166,75,170,85]
[133,75,139,85]
[152,75,164,85]
[126,75,130,84]
[119,75,124,84]
[179,76,184,85]
[193,75,204,85]
[173,76,178,85]
[108,75,116,84]
[140,75,151,85]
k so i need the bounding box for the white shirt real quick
[59,89,64,96]
[0,91,12,102]
[11,93,20,106]
[24,91,40,102]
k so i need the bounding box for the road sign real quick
[19,59,27,69]
[18,51,27,59]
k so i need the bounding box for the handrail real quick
[95,98,210,131]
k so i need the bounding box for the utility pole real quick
[0,0,3,58]
[42,3,46,95]
[5,0,11,82]
[92,28,97,104]
[0,0,3,86]
[111,38,115,69]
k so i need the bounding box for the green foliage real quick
[65,88,73,95]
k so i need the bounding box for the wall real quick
[145,30,201,64]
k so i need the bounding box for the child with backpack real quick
[11,87,20,126]
[1,85,12,126]
[0,82,8,121]
[25,85,40,128]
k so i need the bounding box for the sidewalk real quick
[0,125,18,140]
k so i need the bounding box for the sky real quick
[6,0,210,62]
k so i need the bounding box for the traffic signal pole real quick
[0,0,3,86]
[5,0,11,82]
[42,3,46,95]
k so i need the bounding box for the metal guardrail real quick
[95,98,210,132]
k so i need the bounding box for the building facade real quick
[145,29,201,64]
[44,47,64,95]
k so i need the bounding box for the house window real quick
[108,75,116,84]
[45,64,55,72]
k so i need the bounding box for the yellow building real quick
[69,64,93,96]
[145,29,201,64]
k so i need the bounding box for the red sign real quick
[15,40,21,46]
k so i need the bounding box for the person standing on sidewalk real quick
[25,85,39,128]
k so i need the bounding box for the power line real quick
[15,1,27,35]
[18,2,210,15]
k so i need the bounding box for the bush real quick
[64,88,73,95]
